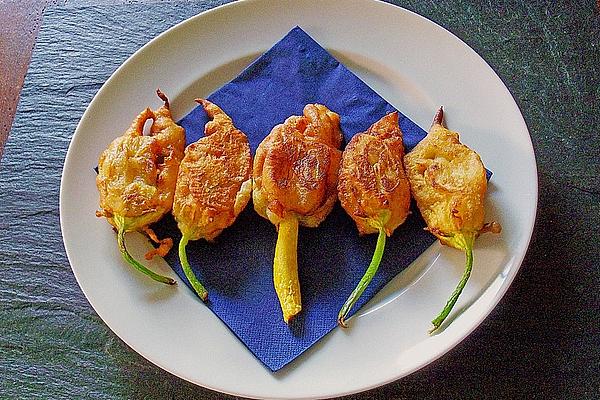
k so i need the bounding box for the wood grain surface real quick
[0,0,46,161]
[0,0,162,161]
[0,1,598,399]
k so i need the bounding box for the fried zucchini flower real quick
[337,112,411,327]
[96,90,185,285]
[172,99,252,300]
[253,104,342,323]
[404,107,501,333]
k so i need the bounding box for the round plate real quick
[60,0,537,398]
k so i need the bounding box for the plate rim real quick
[59,0,538,398]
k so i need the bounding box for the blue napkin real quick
[154,27,434,372]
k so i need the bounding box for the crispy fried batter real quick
[253,104,342,227]
[96,89,185,232]
[404,108,492,248]
[253,104,342,323]
[142,226,174,260]
[338,112,411,236]
[336,112,411,327]
[404,107,501,333]
[173,99,252,241]
[95,90,184,285]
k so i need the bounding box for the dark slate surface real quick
[0,0,598,399]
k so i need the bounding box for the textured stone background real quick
[0,1,598,398]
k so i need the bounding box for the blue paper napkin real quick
[154,27,435,372]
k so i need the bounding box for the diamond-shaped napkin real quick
[154,26,435,371]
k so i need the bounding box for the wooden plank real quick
[0,0,133,161]
[0,0,47,162]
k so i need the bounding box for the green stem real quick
[430,236,474,333]
[116,226,176,285]
[338,227,386,327]
[178,234,208,301]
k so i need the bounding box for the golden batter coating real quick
[97,90,185,230]
[336,112,411,327]
[404,108,495,246]
[172,99,252,301]
[253,104,342,323]
[173,99,252,242]
[338,112,411,236]
[404,107,501,333]
[95,90,185,285]
[253,104,342,228]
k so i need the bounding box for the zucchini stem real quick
[178,234,208,301]
[274,215,301,323]
[338,227,386,328]
[116,226,176,285]
[430,234,474,333]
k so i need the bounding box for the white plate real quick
[60,0,537,398]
